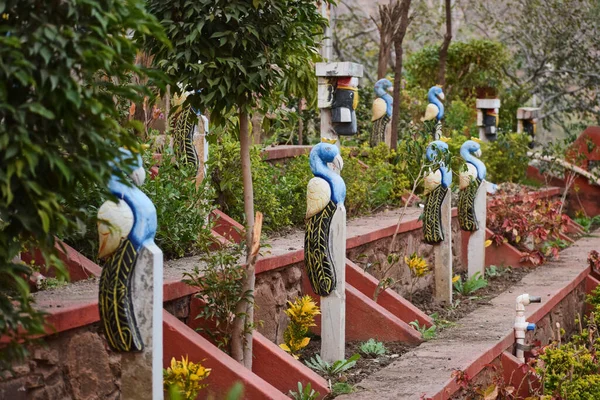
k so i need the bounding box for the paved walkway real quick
[339,230,599,400]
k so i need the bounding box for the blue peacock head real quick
[426,140,452,188]
[425,140,449,162]
[428,85,445,103]
[374,79,393,98]
[109,148,146,186]
[460,140,482,159]
[310,142,346,205]
[460,139,486,180]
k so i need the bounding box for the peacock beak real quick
[475,149,482,158]
[333,154,344,172]
[438,92,445,101]
[130,167,146,186]
[387,85,393,93]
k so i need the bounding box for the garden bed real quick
[300,338,410,398]
[412,266,532,323]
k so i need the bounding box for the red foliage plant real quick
[487,192,571,266]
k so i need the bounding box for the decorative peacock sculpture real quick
[97,149,157,352]
[421,85,445,140]
[370,79,393,147]
[304,142,346,296]
[422,140,452,244]
[458,139,486,232]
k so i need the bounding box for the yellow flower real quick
[485,239,492,248]
[452,275,461,283]
[163,356,210,400]
[405,253,430,278]
[279,295,320,358]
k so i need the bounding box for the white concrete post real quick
[434,190,453,305]
[467,182,487,278]
[476,99,501,143]
[121,243,164,400]
[321,207,347,363]
[314,62,362,363]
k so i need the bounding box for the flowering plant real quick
[406,253,430,301]
[163,356,211,400]
[280,295,320,359]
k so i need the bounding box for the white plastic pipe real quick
[514,294,541,363]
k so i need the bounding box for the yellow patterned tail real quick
[422,184,448,244]
[99,240,143,352]
[304,201,337,296]
[458,178,481,231]
[170,105,199,171]
[370,114,390,147]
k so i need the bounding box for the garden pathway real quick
[339,229,600,400]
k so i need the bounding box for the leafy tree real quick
[143,0,331,368]
[405,39,510,100]
[0,0,166,370]
[472,0,600,129]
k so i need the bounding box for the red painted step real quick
[164,311,289,400]
[302,272,423,345]
[345,260,433,328]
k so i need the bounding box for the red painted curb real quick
[163,311,288,400]
[163,279,198,303]
[302,272,423,344]
[256,249,304,275]
[484,228,529,268]
[261,145,313,161]
[43,301,100,336]
[345,260,433,327]
[253,331,330,397]
[500,351,540,398]
[210,209,245,243]
[209,229,231,250]
[21,241,101,282]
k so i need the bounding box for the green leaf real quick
[25,103,55,119]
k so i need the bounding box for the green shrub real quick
[480,132,531,183]
[444,99,477,136]
[141,149,214,259]
[210,136,411,232]
[0,0,166,370]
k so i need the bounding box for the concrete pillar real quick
[434,190,453,305]
[467,182,487,278]
[121,243,163,400]
[314,62,362,363]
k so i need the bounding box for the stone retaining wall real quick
[1,325,120,400]
[347,219,464,299]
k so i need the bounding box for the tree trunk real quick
[251,113,263,145]
[377,37,392,80]
[376,2,393,80]
[437,0,452,87]
[297,98,304,145]
[389,0,412,150]
[231,110,256,368]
